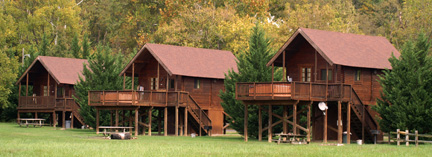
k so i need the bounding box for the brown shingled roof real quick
[268,28,400,69]
[121,43,238,79]
[16,56,88,85]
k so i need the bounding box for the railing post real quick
[271,82,274,100]
[235,83,238,99]
[253,83,256,100]
[102,91,105,106]
[150,91,152,106]
[415,130,418,147]
[309,82,312,100]
[117,91,119,106]
[397,129,400,146]
[388,132,391,144]
[406,130,409,146]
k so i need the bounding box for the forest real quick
[1,0,431,121]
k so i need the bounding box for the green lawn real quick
[0,123,429,156]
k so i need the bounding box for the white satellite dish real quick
[318,102,328,115]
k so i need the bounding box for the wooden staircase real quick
[186,95,212,135]
[347,88,379,142]
[72,102,86,127]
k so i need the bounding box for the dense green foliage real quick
[0,52,19,108]
[0,123,431,156]
[220,24,281,138]
[74,45,124,128]
[374,33,432,134]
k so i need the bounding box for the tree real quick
[0,51,19,109]
[374,33,432,134]
[70,33,81,58]
[220,24,281,138]
[39,33,49,56]
[81,34,90,59]
[74,44,124,128]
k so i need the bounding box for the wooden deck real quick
[88,90,190,107]
[236,82,352,102]
[89,90,212,136]
[18,96,78,111]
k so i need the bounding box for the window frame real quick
[320,69,333,81]
[194,78,201,89]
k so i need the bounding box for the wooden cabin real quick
[236,28,400,143]
[16,56,87,128]
[88,43,237,136]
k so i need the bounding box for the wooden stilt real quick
[62,111,65,128]
[71,112,74,129]
[175,106,178,136]
[129,110,132,128]
[347,102,351,144]
[293,104,297,134]
[338,101,342,144]
[164,107,168,136]
[244,104,248,142]
[268,105,272,143]
[35,112,38,119]
[53,111,57,128]
[307,102,311,142]
[258,105,262,141]
[115,109,119,127]
[283,106,287,134]
[135,108,139,136]
[184,107,188,136]
[17,111,20,124]
[96,109,99,134]
[324,107,328,144]
[362,103,365,144]
[148,107,152,136]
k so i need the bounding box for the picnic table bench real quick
[18,118,46,128]
[275,133,308,145]
[98,126,134,137]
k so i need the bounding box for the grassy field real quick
[0,123,430,156]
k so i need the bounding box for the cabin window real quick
[170,79,175,89]
[320,69,333,81]
[57,87,64,97]
[150,78,158,90]
[355,69,361,81]
[43,86,48,96]
[301,68,311,82]
[194,78,201,89]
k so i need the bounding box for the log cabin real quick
[16,56,87,128]
[88,43,237,136]
[236,28,400,143]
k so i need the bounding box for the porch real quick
[236,82,352,102]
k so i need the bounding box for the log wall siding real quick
[285,41,336,83]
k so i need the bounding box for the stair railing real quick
[186,95,212,130]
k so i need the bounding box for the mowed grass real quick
[0,123,430,157]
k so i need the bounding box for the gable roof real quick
[268,28,400,69]
[16,56,88,85]
[121,43,238,79]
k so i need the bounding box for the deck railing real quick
[236,82,352,101]
[88,90,189,106]
[18,96,56,109]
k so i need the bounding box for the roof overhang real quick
[119,44,173,77]
[266,28,334,67]
[15,57,61,85]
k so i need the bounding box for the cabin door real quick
[301,67,312,82]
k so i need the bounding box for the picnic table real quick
[275,133,308,145]
[18,118,46,128]
[98,126,134,137]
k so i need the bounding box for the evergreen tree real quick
[39,33,49,56]
[70,33,81,58]
[82,34,90,59]
[220,24,282,138]
[74,44,124,128]
[374,33,432,134]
